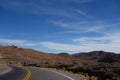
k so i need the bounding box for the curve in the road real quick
[28,67,81,80]
[0,66,86,80]
[0,66,27,80]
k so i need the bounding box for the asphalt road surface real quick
[0,66,27,80]
[28,67,84,80]
[0,66,86,80]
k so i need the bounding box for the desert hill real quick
[0,45,120,67]
[0,45,80,66]
[72,51,120,63]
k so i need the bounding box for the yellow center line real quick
[23,68,31,80]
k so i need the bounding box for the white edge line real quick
[44,68,75,80]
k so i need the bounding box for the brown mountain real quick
[0,45,80,66]
[72,51,120,63]
[1,45,119,67]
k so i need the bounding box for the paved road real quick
[0,66,27,80]
[0,66,87,80]
[28,67,82,80]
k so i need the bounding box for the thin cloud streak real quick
[51,20,120,35]
[73,9,93,18]
[58,0,94,3]
[51,21,105,33]
[0,0,92,19]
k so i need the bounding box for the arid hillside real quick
[0,45,82,66]
[72,51,120,63]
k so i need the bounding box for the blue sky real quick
[0,0,120,54]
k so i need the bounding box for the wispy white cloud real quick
[51,21,105,33]
[40,33,120,53]
[40,41,82,52]
[51,20,120,35]
[0,38,37,46]
[0,39,25,44]
[1,33,120,53]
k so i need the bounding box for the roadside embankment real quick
[0,65,12,75]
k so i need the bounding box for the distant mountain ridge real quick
[72,51,120,63]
